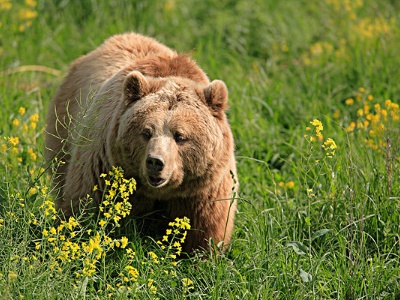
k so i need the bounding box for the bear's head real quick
[112,71,232,199]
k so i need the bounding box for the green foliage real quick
[1,0,400,298]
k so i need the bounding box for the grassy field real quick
[1,0,400,299]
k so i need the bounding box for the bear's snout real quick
[145,153,169,187]
[146,155,165,173]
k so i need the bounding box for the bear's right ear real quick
[202,80,229,120]
[123,71,150,104]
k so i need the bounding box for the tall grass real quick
[1,0,399,298]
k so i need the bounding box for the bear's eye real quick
[174,132,187,144]
[142,129,152,140]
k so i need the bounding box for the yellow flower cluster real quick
[326,0,363,19]
[301,0,394,66]
[29,167,193,297]
[305,119,338,159]
[278,181,295,189]
[1,104,195,297]
[344,89,399,159]
[0,0,12,11]
[322,138,337,158]
[301,41,334,66]
[181,277,194,294]
[326,0,393,39]
[110,216,193,297]
[146,217,193,295]
[40,199,57,220]
[353,16,393,40]
[0,0,38,32]
[24,168,137,287]
[275,180,297,197]
[0,107,41,170]
[157,217,191,259]
[309,119,324,140]
[99,166,136,227]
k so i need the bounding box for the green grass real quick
[1,0,400,299]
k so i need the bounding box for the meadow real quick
[1,0,399,299]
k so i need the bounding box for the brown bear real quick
[45,32,237,252]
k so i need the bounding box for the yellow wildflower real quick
[18,107,26,115]
[57,223,65,232]
[8,136,19,147]
[322,138,337,158]
[29,113,39,127]
[8,271,18,282]
[310,119,323,138]
[345,98,354,105]
[345,122,356,132]
[120,236,128,248]
[125,265,139,281]
[323,138,337,150]
[307,189,315,197]
[0,0,12,10]
[364,104,370,115]
[148,251,159,264]
[28,187,37,196]
[12,119,20,127]
[333,109,340,119]
[27,148,37,161]
[66,216,79,230]
[25,0,37,7]
[180,218,191,230]
[285,181,295,189]
[18,8,38,20]
[149,284,157,294]
[182,278,194,289]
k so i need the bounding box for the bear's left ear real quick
[203,80,229,119]
[123,71,150,104]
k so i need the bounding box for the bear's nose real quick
[146,155,165,173]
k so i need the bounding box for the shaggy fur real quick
[45,32,238,252]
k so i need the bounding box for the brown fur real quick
[45,32,237,252]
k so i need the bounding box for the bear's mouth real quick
[148,176,167,187]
